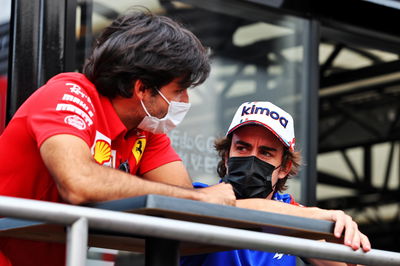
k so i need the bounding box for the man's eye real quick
[260,151,272,157]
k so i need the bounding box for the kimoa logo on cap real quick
[241,104,288,128]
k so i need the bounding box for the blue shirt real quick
[180,182,298,266]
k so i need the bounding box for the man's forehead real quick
[232,124,273,136]
[231,125,283,148]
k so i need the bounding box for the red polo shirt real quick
[0,72,181,266]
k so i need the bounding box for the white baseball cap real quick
[226,101,296,151]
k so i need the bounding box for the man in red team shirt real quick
[0,11,369,266]
[0,11,235,266]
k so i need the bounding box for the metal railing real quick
[1,196,400,266]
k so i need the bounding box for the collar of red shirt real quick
[100,95,128,140]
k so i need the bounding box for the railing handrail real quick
[0,195,399,266]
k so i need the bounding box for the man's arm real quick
[236,199,370,252]
[40,134,235,205]
[142,161,193,188]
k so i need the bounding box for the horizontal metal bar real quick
[0,196,399,265]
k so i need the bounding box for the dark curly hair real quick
[83,10,210,98]
[215,133,302,193]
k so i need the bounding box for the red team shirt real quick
[0,73,181,266]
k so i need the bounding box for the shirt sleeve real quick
[192,182,209,188]
[138,133,181,175]
[273,193,304,207]
[289,195,304,207]
[27,79,96,148]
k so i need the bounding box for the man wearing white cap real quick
[181,101,370,266]
[221,101,297,201]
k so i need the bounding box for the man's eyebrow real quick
[259,145,277,152]
[235,140,277,152]
[235,140,251,147]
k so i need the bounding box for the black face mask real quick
[222,156,277,199]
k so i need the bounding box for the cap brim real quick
[227,120,290,149]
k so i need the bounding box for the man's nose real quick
[249,149,258,157]
[181,90,189,103]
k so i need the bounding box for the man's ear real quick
[133,80,145,100]
[278,161,292,179]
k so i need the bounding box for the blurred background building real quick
[1,0,400,264]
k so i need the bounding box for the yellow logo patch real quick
[132,138,146,164]
[93,140,111,165]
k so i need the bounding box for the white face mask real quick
[137,89,191,134]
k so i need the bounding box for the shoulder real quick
[45,73,96,95]
[47,72,92,85]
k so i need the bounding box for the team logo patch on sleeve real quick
[132,138,146,164]
[93,140,112,165]
[64,115,86,130]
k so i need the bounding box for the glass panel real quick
[90,0,311,197]
[164,5,310,198]
[0,0,11,134]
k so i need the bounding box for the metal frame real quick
[1,195,400,266]
[298,19,319,206]
[317,46,400,249]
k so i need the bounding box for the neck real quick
[266,183,278,200]
[110,96,143,131]
[266,191,274,200]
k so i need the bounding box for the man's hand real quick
[197,183,236,206]
[313,208,371,252]
[235,198,371,253]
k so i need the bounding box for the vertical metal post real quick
[76,0,92,71]
[66,217,88,266]
[0,18,10,133]
[300,19,320,206]
[39,0,68,85]
[64,0,77,72]
[7,0,76,122]
[145,237,180,266]
[363,145,372,186]
[7,0,41,121]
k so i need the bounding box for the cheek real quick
[229,150,239,157]
[153,101,169,117]
[228,146,238,157]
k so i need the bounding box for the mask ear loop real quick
[140,89,171,118]
[140,100,152,117]
[156,89,171,104]
[270,165,281,196]
[271,160,292,196]
[270,183,278,197]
